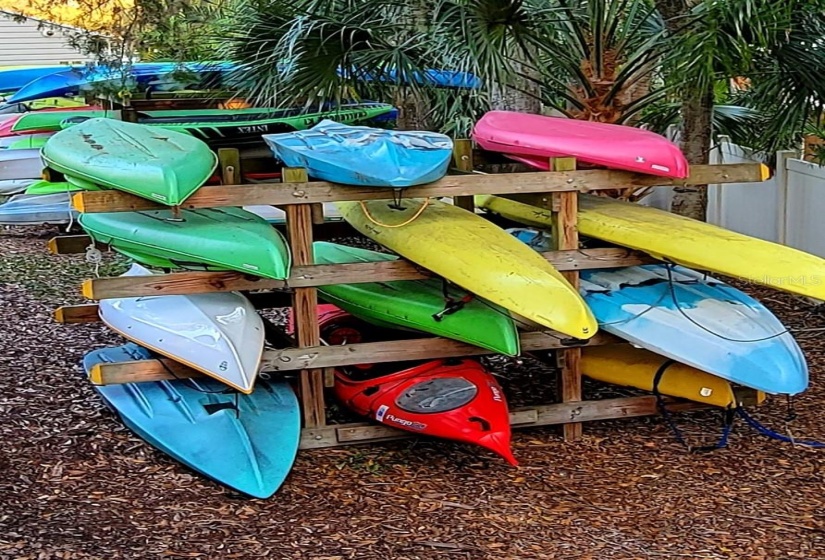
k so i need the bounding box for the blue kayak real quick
[0,65,82,93]
[8,62,234,103]
[507,228,808,395]
[83,344,301,498]
[264,119,453,187]
[338,66,481,89]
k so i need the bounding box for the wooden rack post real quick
[283,167,326,428]
[452,139,475,211]
[549,157,583,441]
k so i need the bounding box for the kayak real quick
[24,180,88,195]
[0,133,52,149]
[0,65,81,93]
[581,345,738,407]
[83,343,300,498]
[78,207,291,279]
[7,62,232,103]
[42,118,217,206]
[477,193,825,301]
[324,310,517,465]
[313,241,520,355]
[507,228,809,395]
[2,106,102,136]
[0,148,43,181]
[98,263,265,393]
[472,111,689,178]
[0,192,76,225]
[0,178,38,195]
[263,119,453,187]
[336,198,596,339]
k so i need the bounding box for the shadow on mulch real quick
[1,225,823,559]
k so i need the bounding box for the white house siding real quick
[0,10,94,67]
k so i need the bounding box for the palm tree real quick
[220,0,825,218]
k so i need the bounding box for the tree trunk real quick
[670,85,713,220]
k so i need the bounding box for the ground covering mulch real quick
[1,225,823,560]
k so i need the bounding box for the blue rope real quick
[734,407,825,449]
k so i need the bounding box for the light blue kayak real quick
[83,343,301,498]
[263,119,453,187]
[508,228,808,395]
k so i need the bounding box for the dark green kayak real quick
[42,118,217,206]
[80,207,291,279]
[313,242,519,356]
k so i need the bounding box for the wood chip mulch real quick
[1,225,823,560]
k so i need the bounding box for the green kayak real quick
[79,207,291,280]
[24,179,100,195]
[42,118,217,206]
[5,136,50,150]
[313,242,520,356]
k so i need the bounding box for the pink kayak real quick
[472,111,689,178]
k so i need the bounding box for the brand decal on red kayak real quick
[490,385,503,402]
[375,404,389,422]
[386,414,427,431]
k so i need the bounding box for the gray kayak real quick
[0,192,77,224]
[0,178,38,195]
[0,148,43,181]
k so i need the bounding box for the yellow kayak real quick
[582,344,737,407]
[476,194,825,300]
[336,198,597,339]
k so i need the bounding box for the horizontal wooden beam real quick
[78,248,654,299]
[299,396,706,449]
[71,163,769,213]
[300,386,764,449]
[83,331,620,385]
[54,291,295,324]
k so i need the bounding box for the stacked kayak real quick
[84,344,300,498]
[264,119,453,187]
[43,118,218,205]
[0,148,43,181]
[0,192,76,225]
[472,110,689,178]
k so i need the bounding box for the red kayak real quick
[314,305,518,466]
[0,106,100,137]
[472,110,689,178]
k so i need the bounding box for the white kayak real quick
[0,178,38,195]
[243,202,343,223]
[0,148,43,181]
[0,192,76,224]
[98,263,265,393]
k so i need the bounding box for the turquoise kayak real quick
[42,118,217,206]
[83,343,300,498]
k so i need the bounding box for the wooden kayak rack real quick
[49,139,770,449]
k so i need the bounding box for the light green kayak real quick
[42,118,217,206]
[79,207,291,279]
[313,242,520,356]
[24,179,101,195]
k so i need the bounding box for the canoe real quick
[0,148,43,180]
[0,192,76,225]
[476,193,825,301]
[79,207,291,279]
[313,242,519,355]
[581,345,739,407]
[0,178,38,195]
[83,343,300,498]
[326,311,517,464]
[263,119,453,187]
[336,198,596,339]
[506,228,808,395]
[99,263,265,393]
[472,111,689,178]
[42,118,217,206]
